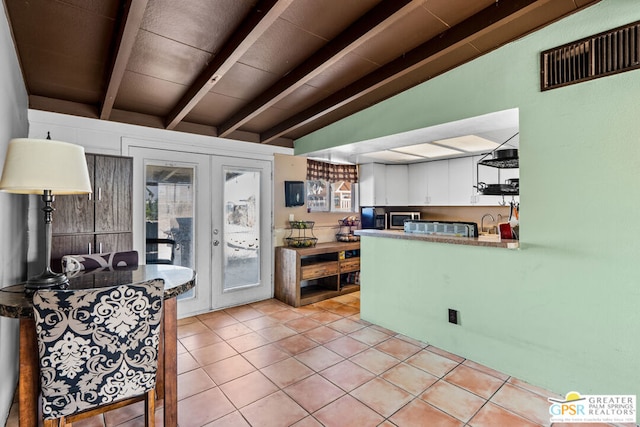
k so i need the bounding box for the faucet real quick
[481,213,495,234]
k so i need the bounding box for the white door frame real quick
[124,138,275,318]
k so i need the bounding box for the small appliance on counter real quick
[361,207,386,229]
[388,211,421,229]
[404,220,479,238]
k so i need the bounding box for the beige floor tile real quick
[349,347,401,375]
[468,402,542,427]
[390,399,464,427]
[425,345,466,363]
[177,320,210,338]
[320,360,376,392]
[190,341,238,366]
[323,335,369,358]
[267,309,305,323]
[256,324,298,342]
[285,316,323,332]
[214,322,254,340]
[176,387,235,427]
[202,354,256,385]
[199,312,239,330]
[291,416,324,426]
[219,371,279,408]
[444,364,506,399]
[240,391,309,427]
[242,315,280,331]
[224,305,264,322]
[324,303,360,317]
[295,345,344,372]
[242,343,290,368]
[177,351,200,375]
[463,359,510,381]
[203,410,251,427]
[225,331,271,353]
[177,368,216,401]
[308,310,343,324]
[351,377,413,418]
[420,380,486,422]
[491,383,552,425]
[327,317,366,334]
[260,357,315,388]
[274,334,318,355]
[375,337,422,361]
[381,362,439,395]
[284,374,345,413]
[405,348,460,377]
[313,395,385,427]
[348,326,392,346]
[303,325,344,344]
[179,330,223,352]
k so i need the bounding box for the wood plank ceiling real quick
[3,0,600,148]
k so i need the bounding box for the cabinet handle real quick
[97,187,102,201]
[88,243,92,254]
[88,191,92,201]
[98,242,103,253]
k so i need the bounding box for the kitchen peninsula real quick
[355,229,519,249]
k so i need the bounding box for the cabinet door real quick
[448,157,474,206]
[51,234,94,272]
[359,163,386,206]
[52,155,95,234]
[408,162,429,205]
[426,160,449,205]
[95,156,132,233]
[95,232,133,254]
[384,164,408,206]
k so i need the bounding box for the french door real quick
[130,147,272,317]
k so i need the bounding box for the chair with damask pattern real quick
[61,250,139,275]
[31,279,164,427]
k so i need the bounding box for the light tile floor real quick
[6,292,637,427]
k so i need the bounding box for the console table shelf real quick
[275,241,360,307]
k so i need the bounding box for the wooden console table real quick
[275,241,360,307]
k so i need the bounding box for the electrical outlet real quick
[448,309,459,325]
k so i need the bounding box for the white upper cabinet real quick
[359,163,409,206]
[384,164,408,206]
[359,163,386,206]
[408,162,429,205]
[426,160,449,205]
[448,157,475,206]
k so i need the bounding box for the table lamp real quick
[0,136,92,291]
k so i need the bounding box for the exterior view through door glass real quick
[212,157,272,309]
[145,165,194,295]
[224,169,260,290]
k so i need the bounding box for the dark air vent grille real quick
[541,21,640,91]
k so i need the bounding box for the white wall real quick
[0,3,29,423]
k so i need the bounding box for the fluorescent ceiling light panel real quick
[361,150,423,162]
[433,135,500,152]
[393,143,463,159]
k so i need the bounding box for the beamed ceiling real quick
[3,0,600,148]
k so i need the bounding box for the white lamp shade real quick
[0,138,92,195]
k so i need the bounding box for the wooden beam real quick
[260,0,544,144]
[217,0,416,138]
[100,0,149,120]
[164,0,294,130]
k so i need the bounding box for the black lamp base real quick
[25,270,69,292]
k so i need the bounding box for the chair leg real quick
[43,418,60,427]
[145,389,156,427]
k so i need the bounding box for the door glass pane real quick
[223,168,260,291]
[145,165,195,298]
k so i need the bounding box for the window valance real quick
[306,159,358,183]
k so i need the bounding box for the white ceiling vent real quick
[541,20,640,91]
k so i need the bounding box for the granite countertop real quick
[354,229,520,249]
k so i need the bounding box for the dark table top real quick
[0,264,196,318]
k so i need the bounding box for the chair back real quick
[32,279,164,420]
[62,250,139,273]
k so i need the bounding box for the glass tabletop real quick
[0,265,196,318]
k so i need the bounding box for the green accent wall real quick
[295,0,640,399]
